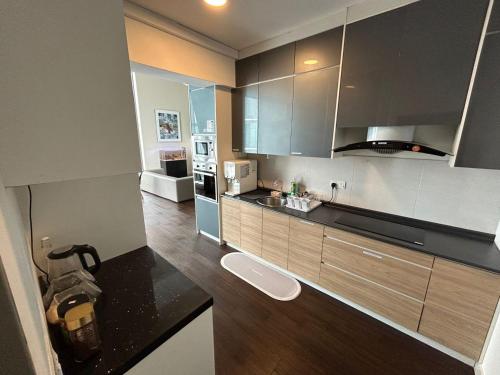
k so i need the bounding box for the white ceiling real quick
[128,0,353,50]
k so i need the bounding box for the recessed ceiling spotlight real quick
[204,0,227,6]
[304,59,319,65]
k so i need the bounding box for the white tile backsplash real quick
[304,156,354,204]
[419,161,500,194]
[349,157,421,217]
[255,154,500,233]
[415,161,500,232]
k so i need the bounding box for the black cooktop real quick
[336,213,426,246]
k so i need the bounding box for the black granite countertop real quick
[225,190,500,274]
[52,246,213,375]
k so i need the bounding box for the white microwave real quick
[193,134,216,162]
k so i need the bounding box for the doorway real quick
[130,63,215,204]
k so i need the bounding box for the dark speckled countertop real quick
[226,189,500,274]
[51,246,213,375]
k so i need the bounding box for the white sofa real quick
[140,169,194,202]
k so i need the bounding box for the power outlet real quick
[330,180,347,189]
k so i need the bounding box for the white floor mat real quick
[221,252,301,301]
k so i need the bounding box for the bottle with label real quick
[290,179,298,196]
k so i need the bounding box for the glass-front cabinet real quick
[189,85,216,135]
[231,85,258,153]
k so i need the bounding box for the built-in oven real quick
[193,161,217,201]
[193,134,216,163]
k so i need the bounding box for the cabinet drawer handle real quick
[299,220,314,226]
[291,152,302,155]
[362,250,383,260]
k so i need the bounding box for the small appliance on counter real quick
[44,244,102,362]
[224,160,257,196]
[46,244,101,281]
[46,286,101,362]
[43,270,102,309]
[64,297,101,362]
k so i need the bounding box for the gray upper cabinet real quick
[235,55,259,87]
[258,43,295,81]
[455,33,500,170]
[390,0,488,126]
[337,7,405,128]
[231,85,259,153]
[337,0,487,129]
[488,1,500,33]
[258,77,293,155]
[295,27,343,73]
[291,67,339,158]
[190,85,216,134]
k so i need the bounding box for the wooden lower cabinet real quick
[418,258,500,360]
[322,234,432,301]
[240,203,263,256]
[418,302,491,360]
[319,263,423,331]
[423,258,500,323]
[324,227,433,268]
[221,197,240,246]
[221,198,500,359]
[262,210,290,269]
[288,218,324,282]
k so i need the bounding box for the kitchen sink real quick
[256,196,287,208]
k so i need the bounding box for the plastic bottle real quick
[290,179,297,196]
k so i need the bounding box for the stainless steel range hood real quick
[334,125,450,157]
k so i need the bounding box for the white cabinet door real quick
[127,308,215,375]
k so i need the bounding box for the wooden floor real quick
[142,192,474,375]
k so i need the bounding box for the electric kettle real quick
[47,244,101,281]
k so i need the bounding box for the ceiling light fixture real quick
[303,59,319,65]
[204,0,227,7]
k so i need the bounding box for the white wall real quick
[123,1,237,59]
[133,73,192,172]
[0,0,141,187]
[12,174,146,266]
[125,17,236,87]
[256,155,500,234]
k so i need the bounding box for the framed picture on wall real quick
[155,109,181,142]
